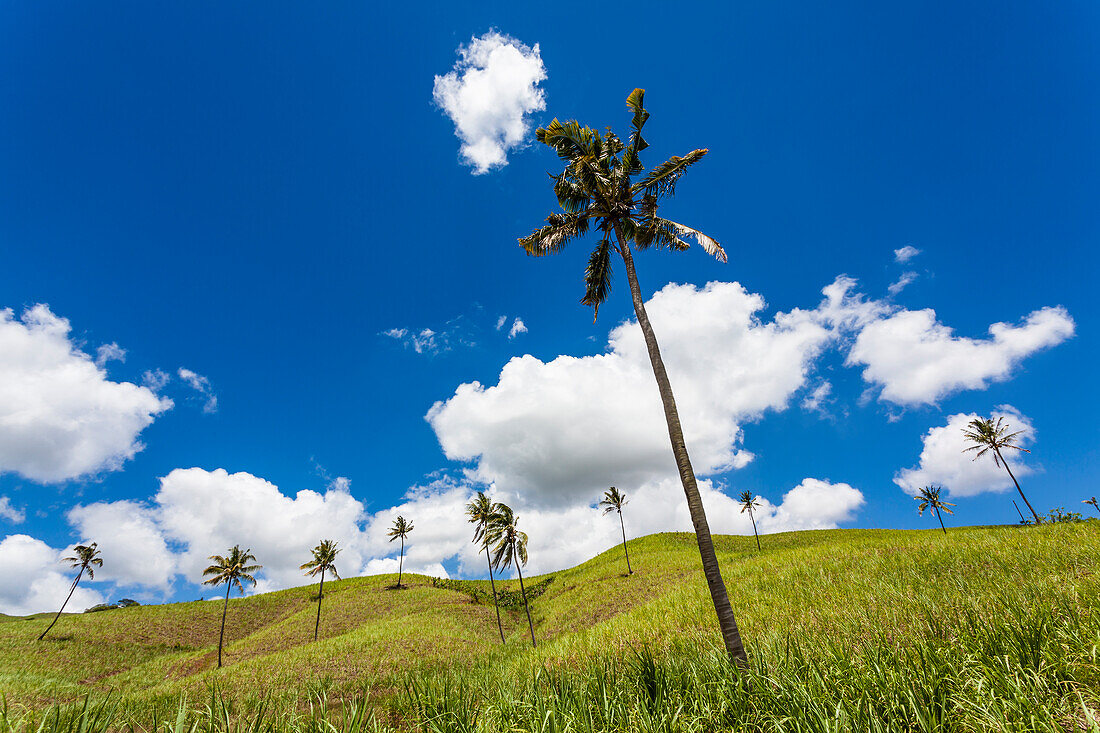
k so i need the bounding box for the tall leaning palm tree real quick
[599,487,633,575]
[202,545,261,668]
[487,504,536,647]
[738,491,762,550]
[387,516,413,589]
[466,492,506,643]
[915,486,955,535]
[519,88,746,664]
[1084,497,1099,517]
[962,415,1038,523]
[300,539,340,642]
[38,543,102,641]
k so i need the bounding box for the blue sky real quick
[0,1,1097,612]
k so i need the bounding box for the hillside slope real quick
[1,522,1097,711]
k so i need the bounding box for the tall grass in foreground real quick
[5,603,1099,733]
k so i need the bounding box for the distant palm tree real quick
[300,539,341,642]
[466,492,506,643]
[962,415,1038,523]
[599,487,633,575]
[487,504,536,647]
[1084,497,1099,516]
[519,88,746,664]
[38,543,102,641]
[202,545,261,668]
[738,491,762,550]
[387,516,414,589]
[915,486,955,535]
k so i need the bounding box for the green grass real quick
[2,522,1098,731]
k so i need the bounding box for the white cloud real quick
[95,342,126,367]
[508,318,527,339]
[177,368,217,414]
[142,369,171,391]
[67,500,174,590]
[848,306,1074,406]
[433,31,547,174]
[887,271,918,296]
[801,382,833,416]
[894,245,921,263]
[0,534,106,615]
[0,496,24,524]
[0,305,172,483]
[495,316,508,331]
[383,327,445,355]
[894,406,1034,497]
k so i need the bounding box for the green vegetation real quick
[0,523,1097,731]
[915,485,955,534]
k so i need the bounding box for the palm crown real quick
[738,491,760,514]
[915,486,955,516]
[64,543,103,579]
[599,486,628,515]
[962,416,1029,467]
[465,492,497,545]
[300,539,341,579]
[202,546,261,594]
[387,516,413,542]
[519,88,726,319]
[486,504,528,570]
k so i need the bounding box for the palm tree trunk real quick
[515,558,536,648]
[313,568,325,642]
[398,537,404,588]
[37,567,83,641]
[994,447,1040,523]
[749,509,760,550]
[217,582,230,668]
[1012,500,1026,523]
[616,232,748,665]
[936,507,946,535]
[485,545,506,643]
[618,511,633,574]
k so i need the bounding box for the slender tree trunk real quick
[995,447,1040,523]
[485,545,506,643]
[616,232,748,665]
[936,507,946,535]
[313,568,325,642]
[217,582,230,668]
[1012,500,1026,523]
[515,557,536,648]
[38,567,83,641]
[748,509,760,550]
[618,510,633,574]
[1090,502,1100,517]
[398,537,404,588]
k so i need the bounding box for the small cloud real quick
[495,316,507,331]
[383,327,445,355]
[508,318,527,339]
[95,342,126,368]
[177,368,218,414]
[142,369,171,392]
[0,496,25,524]
[887,271,918,296]
[801,382,833,416]
[894,245,921,263]
[432,31,547,174]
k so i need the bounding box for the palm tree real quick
[915,485,955,535]
[466,492,506,643]
[1084,497,1099,516]
[486,504,536,647]
[962,415,1038,523]
[300,539,340,642]
[599,487,633,575]
[519,88,746,664]
[37,543,102,641]
[202,545,261,668]
[738,491,762,550]
[387,516,413,589]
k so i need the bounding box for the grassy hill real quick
[1,522,1098,731]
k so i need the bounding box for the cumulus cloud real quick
[433,31,547,174]
[0,534,106,615]
[0,305,172,483]
[848,306,1074,406]
[894,406,1034,497]
[95,342,126,367]
[894,245,921,263]
[508,318,527,339]
[0,496,24,524]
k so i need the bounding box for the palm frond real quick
[581,238,613,319]
[519,213,590,257]
[632,149,708,198]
